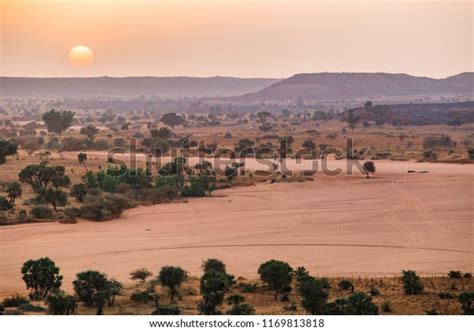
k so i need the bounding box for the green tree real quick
[362,161,376,178]
[199,270,231,315]
[345,109,359,132]
[19,163,68,192]
[158,266,187,303]
[298,277,329,314]
[21,257,63,298]
[401,270,423,295]
[130,268,153,283]
[160,113,185,129]
[227,303,255,315]
[42,109,75,135]
[258,260,293,300]
[202,258,227,274]
[0,139,17,165]
[42,188,68,211]
[70,183,87,202]
[6,182,22,207]
[73,270,109,313]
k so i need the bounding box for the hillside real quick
[0,76,280,98]
[239,72,474,102]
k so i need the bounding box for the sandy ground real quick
[1,161,473,295]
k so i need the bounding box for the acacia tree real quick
[73,270,110,314]
[160,113,185,129]
[362,161,376,178]
[158,266,187,303]
[129,268,153,283]
[21,257,63,298]
[258,260,293,300]
[6,181,22,207]
[42,109,75,135]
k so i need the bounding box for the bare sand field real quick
[1,161,473,296]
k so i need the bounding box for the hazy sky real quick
[1,0,472,78]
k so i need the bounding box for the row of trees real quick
[12,257,473,315]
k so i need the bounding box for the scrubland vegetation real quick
[1,257,472,315]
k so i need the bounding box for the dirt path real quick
[1,161,473,295]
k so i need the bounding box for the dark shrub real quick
[448,271,462,279]
[80,194,132,221]
[0,196,13,211]
[17,303,47,312]
[458,292,474,315]
[439,292,455,299]
[152,306,181,315]
[238,282,258,293]
[2,294,30,307]
[401,270,423,295]
[30,205,53,219]
[64,207,81,220]
[382,301,392,313]
[338,280,354,291]
[130,290,154,305]
[370,287,381,296]
[227,294,245,306]
[46,291,77,315]
[227,303,255,315]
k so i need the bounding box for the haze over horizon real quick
[1,0,472,78]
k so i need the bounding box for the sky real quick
[1,0,472,78]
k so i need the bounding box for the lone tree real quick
[345,109,359,132]
[42,109,75,135]
[199,270,231,315]
[6,181,22,207]
[258,259,293,300]
[46,291,77,315]
[19,163,69,192]
[0,139,17,165]
[298,277,329,314]
[130,268,153,283]
[77,153,88,171]
[73,270,110,314]
[362,161,376,178]
[160,113,185,129]
[401,270,423,295]
[158,266,187,303]
[21,257,63,298]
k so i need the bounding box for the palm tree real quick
[6,182,22,207]
[77,152,88,171]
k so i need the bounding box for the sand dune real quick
[1,161,473,295]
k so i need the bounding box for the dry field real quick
[1,160,472,299]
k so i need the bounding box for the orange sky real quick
[1,0,472,78]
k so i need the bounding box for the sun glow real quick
[68,45,95,68]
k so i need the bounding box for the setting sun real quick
[68,45,94,68]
